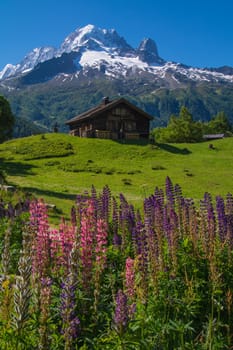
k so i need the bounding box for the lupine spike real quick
[80,199,96,290]
[38,277,52,350]
[60,274,80,349]
[12,223,34,334]
[165,176,175,207]
[113,289,129,335]
[125,257,135,299]
[216,195,227,242]
[1,224,11,276]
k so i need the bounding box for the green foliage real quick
[1,78,233,135]
[0,95,15,143]
[13,116,46,138]
[152,106,233,143]
[203,111,232,134]
[153,106,203,143]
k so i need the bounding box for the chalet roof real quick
[65,97,153,125]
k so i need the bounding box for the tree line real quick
[0,94,232,144]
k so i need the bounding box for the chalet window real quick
[112,107,130,117]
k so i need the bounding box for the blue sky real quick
[0,0,232,70]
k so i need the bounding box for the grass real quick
[0,133,232,222]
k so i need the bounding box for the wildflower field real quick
[0,177,233,349]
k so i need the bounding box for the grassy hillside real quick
[0,133,232,221]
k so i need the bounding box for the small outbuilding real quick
[203,134,225,140]
[65,97,153,140]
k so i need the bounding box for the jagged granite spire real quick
[137,38,164,65]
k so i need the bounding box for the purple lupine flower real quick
[227,214,233,248]
[60,274,80,345]
[144,198,153,223]
[113,232,122,246]
[100,185,111,223]
[165,176,175,207]
[164,204,179,269]
[7,203,15,218]
[216,195,227,242]
[144,197,159,276]
[133,219,145,256]
[133,219,149,299]
[226,193,233,247]
[174,183,183,202]
[154,186,165,208]
[119,193,128,229]
[163,204,172,248]
[91,185,97,204]
[128,204,136,234]
[199,193,217,258]
[22,198,30,212]
[205,192,216,240]
[112,197,121,246]
[185,199,199,248]
[119,193,133,249]
[114,289,129,333]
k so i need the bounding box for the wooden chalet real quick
[65,97,153,140]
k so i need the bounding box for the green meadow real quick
[0,133,232,220]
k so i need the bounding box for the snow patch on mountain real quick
[0,64,18,80]
[80,50,148,71]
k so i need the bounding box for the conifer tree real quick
[0,96,15,142]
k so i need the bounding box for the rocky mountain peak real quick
[59,24,134,56]
[137,38,164,65]
[19,47,57,72]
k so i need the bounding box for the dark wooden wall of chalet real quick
[134,113,150,132]
[92,113,108,130]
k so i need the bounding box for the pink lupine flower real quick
[125,257,135,299]
[39,277,52,349]
[49,228,61,259]
[58,219,76,269]
[80,200,96,288]
[49,222,76,273]
[30,199,50,277]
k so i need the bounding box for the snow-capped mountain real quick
[0,47,56,80]
[59,24,134,56]
[1,24,232,86]
[1,24,233,136]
